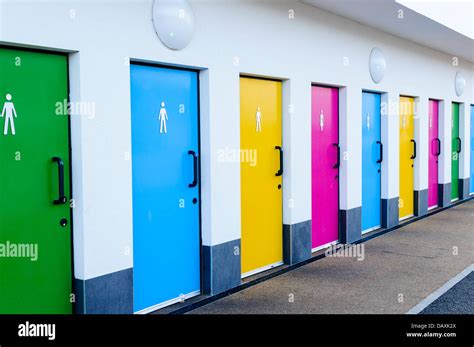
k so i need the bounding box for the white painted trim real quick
[362,225,381,235]
[399,214,414,222]
[406,263,474,314]
[134,290,201,314]
[241,261,284,279]
[428,205,438,210]
[312,240,339,253]
[451,198,459,202]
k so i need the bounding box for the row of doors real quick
[367,97,465,226]
[130,81,471,312]
[131,74,342,312]
[2,49,473,314]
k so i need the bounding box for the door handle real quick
[376,141,383,163]
[188,150,198,188]
[275,146,283,177]
[456,137,462,153]
[410,139,417,159]
[333,143,340,169]
[52,157,67,205]
[435,138,441,156]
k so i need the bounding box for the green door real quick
[0,48,72,313]
[451,103,460,200]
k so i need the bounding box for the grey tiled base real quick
[283,220,311,265]
[203,239,241,295]
[340,207,361,243]
[459,178,470,200]
[75,268,133,314]
[382,197,399,228]
[438,183,451,207]
[414,189,428,217]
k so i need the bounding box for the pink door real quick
[311,86,339,249]
[428,100,440,208]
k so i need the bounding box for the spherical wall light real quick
[152,0,195,50]
[455,71,466,97]
[369,47,387,84]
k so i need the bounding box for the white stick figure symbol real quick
[158,101,168,134]
[256,106,262,133]
[320,110,324,131]
[1,94,18,136]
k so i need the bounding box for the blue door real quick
[362,92,382,233]
[471,105,474,194]
[130,64,200,313]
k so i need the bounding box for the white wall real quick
[1,0,472,280]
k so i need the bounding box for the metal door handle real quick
[376,141,383,163]
[435,138,441,156]
[333,143,340,169]
[52,157,67,205]
[411,139,417,159]
[456,137,462,153]
[188,151,198,188]
[275,146,283,177]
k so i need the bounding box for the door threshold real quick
[399,214,414,222]
[241,261,284,279]
[134,290,201,314]
[362,226,381,235]
[451,198,459,202]
[428,205,438,210]
[312,240,338,253]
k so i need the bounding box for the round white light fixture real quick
[455,71,466,97]
[152,0,195,50]
[369,47,387,84]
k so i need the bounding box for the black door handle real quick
[275,146,283,177]
[333,143,340,169]
[52,157,67,205]
[456,137,462,153]
[435,138,441,156]
[188,151,198,188]
[410,139,417,159]
[376,141,383,163]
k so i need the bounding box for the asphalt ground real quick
[419,271,473,314]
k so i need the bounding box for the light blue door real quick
[362,92,382,232]
[131,64,200,313]
[471,105,474,194]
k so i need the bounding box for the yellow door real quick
[240,77,283,277]
[399,96,415,220]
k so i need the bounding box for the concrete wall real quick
[1,0,472,303]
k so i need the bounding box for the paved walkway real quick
[190,200,474,314]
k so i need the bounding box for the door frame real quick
[451,102,461,202]
[238,74,284,278]
[471,104,474,196]
[361,90,383,235]
[0,44,76,313]
[428,98,441,210]
[399,94,417,221]
[129,61,204,310]
[311,83,340,252]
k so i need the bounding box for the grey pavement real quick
[189,200,474,314]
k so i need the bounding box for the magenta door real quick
[311,86,339,249]
[428,100,440,208]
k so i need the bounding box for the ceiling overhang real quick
[302,0,474,63]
